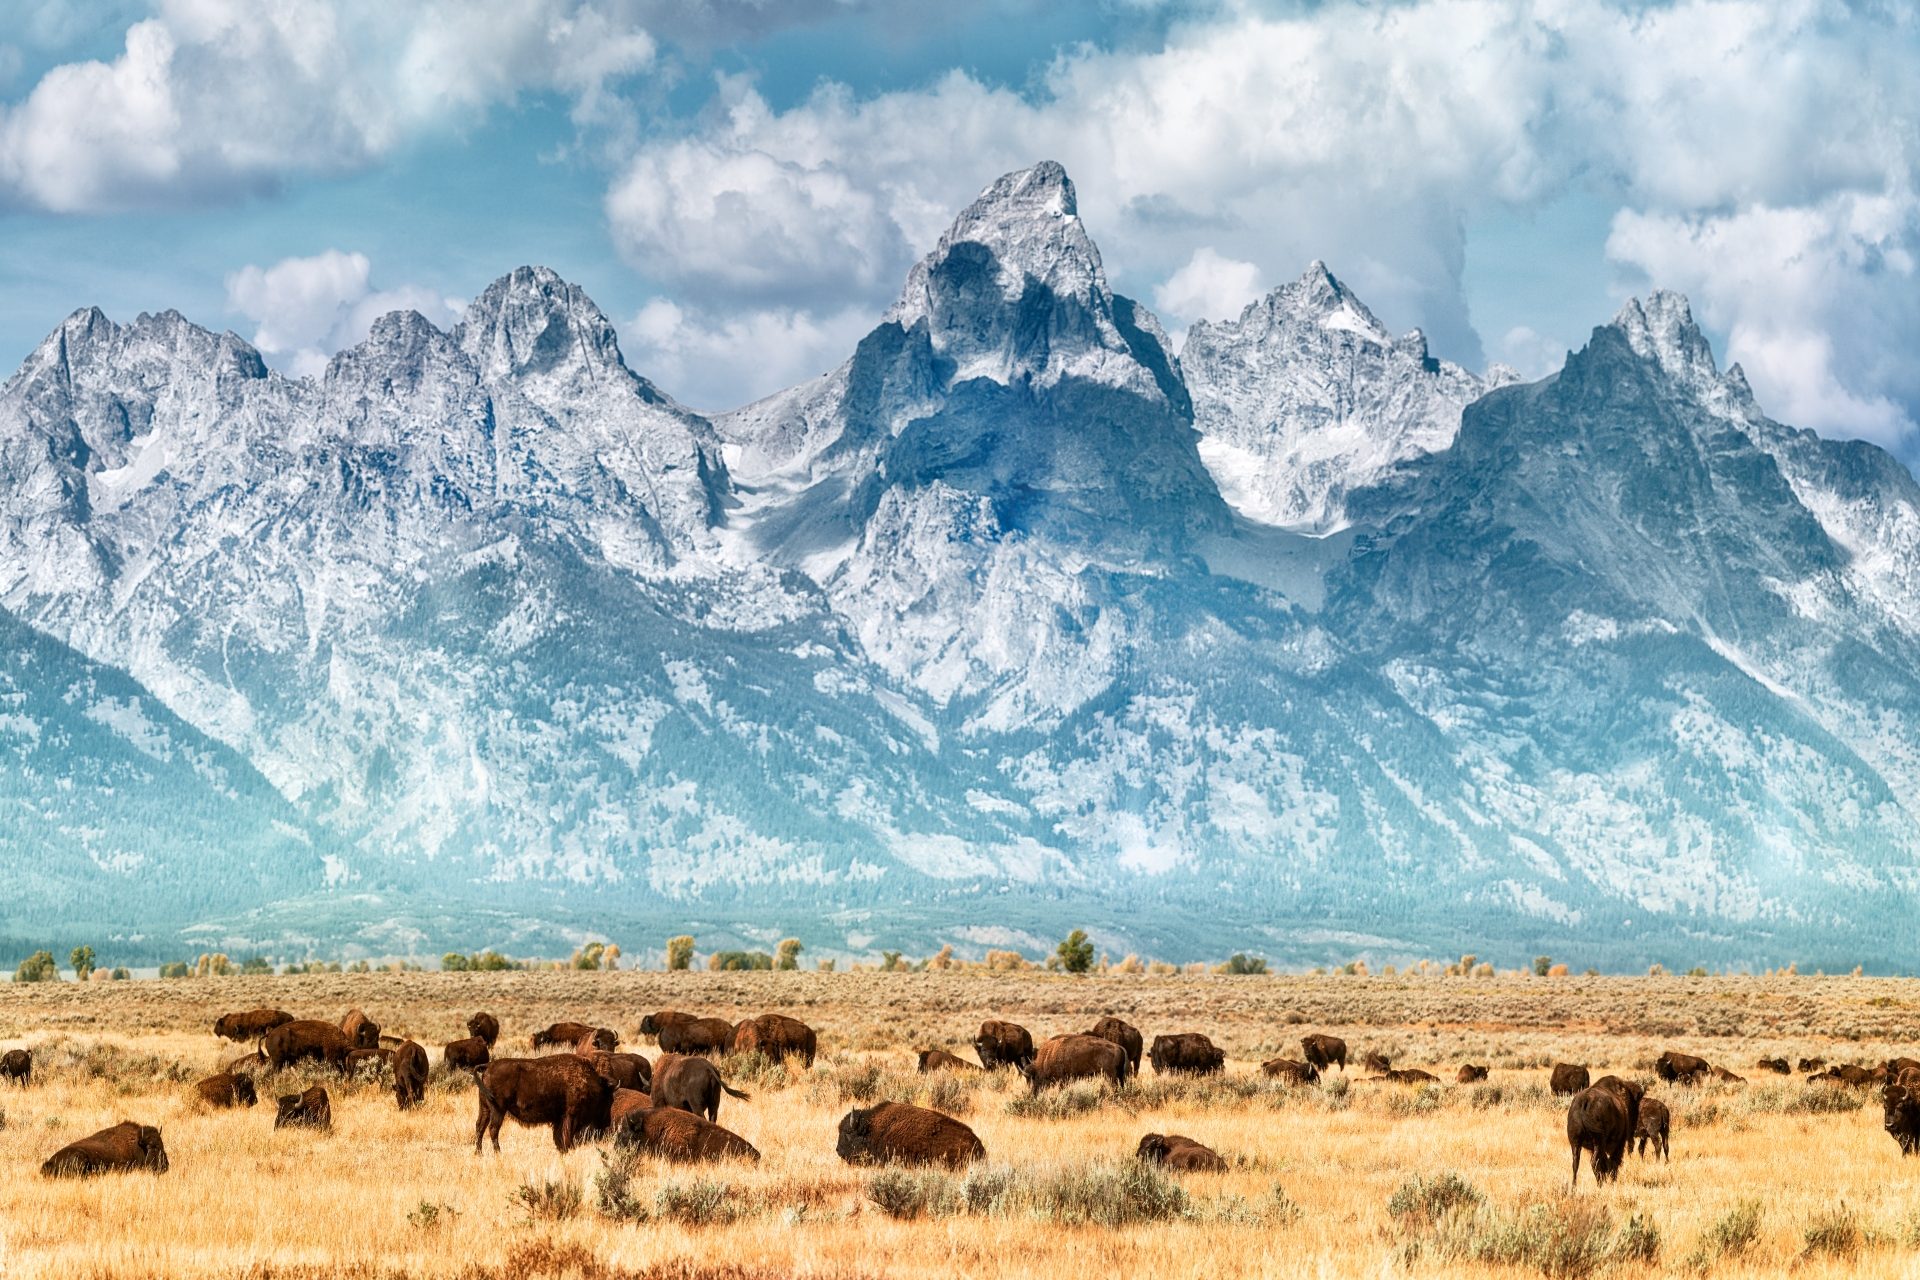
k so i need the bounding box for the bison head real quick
[591,1028,619,1052]
[639,1014,661,1035]
[1135,1134,1172,1164]
[836,1107,878,1164]
[1887,1084,1914,1127]
[232,1075,259,1107]
[134,1124,169,1173]
[213,1014,236,1038]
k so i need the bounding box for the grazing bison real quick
[1363,1050,1392,1074]
[1457,1064,1490,1084]
[1301,1034,1348,1072]
[732,1014,817,1066]
[339,1010,380,1050]
[974,1020,1036,1071]
[1709,1066,1747,1086]
[650,1053,750,1122]
[344,1047,393,1078]
[615,1106,760,1162]
[392,1040,428,1110]
[1262,1058,1319,1085]
[1086,1017,1144,1073]
[214,1008,294,1043]
[639,1010,692,1037]
[467,1012,500,1047]
[263,1020,352,1072]
[1029,1034,1129,1091]
[1150,1032,1225,1077]
[1550,1063,1591,1096]
[1799,1057,1828,1074]
[581,1051,652,1093]
[2,1048,30,1086]
[444,1036,491,1072]
[1568,1078,1641,1187]
[193,1073,258,1108]
[1635,1097,1671,1161]
[1655,1051,1711,1085]
[610,1087,652,1126]
[655,1017,732,1057]
[918,1048,982,1073]
[1885,1083,1920,1157]
[474,1056,614,1154]
[1137,1133,1227,1171]
[837,1102,984,1168]
[1756,1057,1790,1075]
[531,1022,599,1051]
[41,1122,168,1177]
[275,1086,332,1131]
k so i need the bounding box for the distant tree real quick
[347,959,371,974]
[666,935,695,971]
[924,944,954,971]
[240,956,272,975]
[1218,953,1268,975]
[1548,964,1569,978]
[707,950,773,972]
[816,957,836,972]
[471,951,514,972]
[601,944,621,971]
[14,950,57,983]
[441,952,470,972]
[195,953,232,978]
[572,941,606,971]
[68,945,95,981]
[159,961,191,979]
[110,967,130,981]
[1532,956,1552,977]
[984,950,1026,971]
[775,938,803,971]
[879,950,906,972]
[1055,930,1094,974]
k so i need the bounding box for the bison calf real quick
[41,1122,168,1177]
[1,1048,30,1086]
[193,1073,258,1108]
[837,1102,984,1168]
[275,1086,332,1131]
[614,1106,760,1162]
[1137,1133,1227,1171]
[1635,1097,1671,1161]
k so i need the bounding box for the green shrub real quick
[1026,1161,1188,1226]
[512,1178,582,1222]
[867,1169,960,1220]
[1686,1199,1762,1272]
[13,951,57,983]
[1054,930,1094,974]
[1802,1202,1860,1261]
[653,1179,737,1226]
[1388,1172,1483,1228]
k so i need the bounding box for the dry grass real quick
[0,971,1917,1278]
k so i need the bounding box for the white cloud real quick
[1153,247,1263,330]
[226,249,462,378]
[1496,325,1572,382]
[623,296,879,411]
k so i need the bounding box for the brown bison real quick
[444,1036,491,1072]
[1373,1067,1440,1085]
[1262,1057,1319,1085]
[610,1087,652,1126]
[650,1053,750,1122]
[1634,1097,1670,1161]
[193,1073,258,1108]
[1709,1066,1747,1086]
[1363,1050,1392,1074]
[1137,1133,1227,1171]
[275,1086,332,1131]
[732,1014,817,1066]
[639,1010,694,1038]
[474,1056,614,1153]
[1799,1057,1828,1073]
[1885,1083,1920,1157]
[1028,1034,1129,1090]
[1888,1057,1920,1079]
[1457,1064,1489,1084]
[1654,1051,1711,1085]
[656,1017,732,1056]
[1550,1063,1590,1096]
[837,1102,984,1168]
[264,1020,353,1071]
[1755,1057,1790,1075]
[1568,1076,1642,1187]
[344,1047,393,1078]
[393,1040,428,1109]
[614,1106,760,1162]
[213,1008,294,1043]
[974,1020,1036,1071]
[1301,1033,1347,1072]
[1150,1032,1224,1076]
[340,1009,380,1050]
[467,1012,500,1046]
[223,1049,266,1075]
[1896,1066,1920,1092]
[41,1122,168,1177]
[1818,1064,1877,1087]
[917,1048,982,1073]
[581,1050,652,1093]
[1086,1017,1144,1073]
[531,1022,603,1051]
[2,1048,29,1086]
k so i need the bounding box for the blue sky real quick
[2,1,1916,463]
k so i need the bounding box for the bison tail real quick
[720,1082,751,1101]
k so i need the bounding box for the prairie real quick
[0,971,1916,1279]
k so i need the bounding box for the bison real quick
[655,1017,732,1057]
[1150,1032,1224,1077]
[581,1050,652,1093]
[340,1009,380,1050]
[1137,1133,1227,1171]
[264,1020,352,1071]
[1550,1063,1591,1096]
[444,1036,491,1072]
[639,1010,693,1038]
[731,1014,816,1066]
[1818,1064,1876,1087]
[917,1048,982,1073]
[1086,1017,1144,1073]
[213,1008,293,1043]
[1799,1057,1828,1073]
[1373,1067,1440,1085]
[1301,1034,1347,1072]
[344,1047,393,1078]
[1262,1057,1319,1085]
[837,1102,984,1168]
[1568,1078,1641,1187]
[193,1073,258,1108]
[974,1020,1036,1071]
[614,1106,760,1162]
[1363,1050,1392,1074]
[1457,1064,1489,1084]
[531,1022,604,1051]
[275,1086,332,1131]
[41,1122,168,1177]
[1887,1056,1920,1079]
[610,1087,652,1126]
[474,1056,613,1154]
[1755,1057,1790,1075]
[1885,1083,1920,1157]
[1654,1051,1711,1085]
[1028,1034,1129,1091]
[1709,1066,1747,1086]
[467,1012,500,1046]
[650,1053,750,1122]
[393,1040,428,1109]
[1634,1097,1670,1161]
[1,1048,29,1086]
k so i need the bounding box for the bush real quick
[239,956,272,975]
[407,1201,457,1230]
[1802,1202,1860,1261]
[592,1154,646,1222]
[158,961,191,979]
[1616,1211,1661,1264]
[1388,1172,1483,1228]
[512,1178,582,1222]
[653,1179,736,1226]
[1027,1161,1188,1226]
[13,951,56,983]
[867,1169,959,1220]
[1686,1200,1762,1272]
[1218,953,1269,975]
[1005,1085,1107,1120]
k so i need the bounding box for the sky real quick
[0,0,1916,464]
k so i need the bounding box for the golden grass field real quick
[1,970,1917,1279]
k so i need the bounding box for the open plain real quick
[1,970,1917,1279]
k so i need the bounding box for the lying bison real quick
[918,1048,982,1073]
[610,1087,651,1126]
[1373,1067,1440,1085]
[41,1122,168,1177]
[1568,1076,1642,1187]
[1150,1032,1224,1077]
[1755,1057,1790,1075]
[193,1073,257,1108]
[1262,1058,1319,1085]
[974,1020,1036,1071]
[1799,1057,1828,1074]
[1635,1097,1671,1161]
[1550,1063,1590,1096]
[264,1020,352,1072]
[2,1048,29,1086]
[1301,1034,1347,1072]
[650,1053,750,1122]
[340,1009,380,1050]
[1136,1133,1227,1171]
[581,1051,652,1093]
[1028,1034,1129,1091]
[1363,1050,1392,1074]
[1654,1051,1711,1085]
[1886,1083,1920,1157]
[1817,1064,1877,1087]
[467,1012,500,1046]
[837,1102,984,1168]
[444,1036,491,1072]
[615,1106,760,1162]
[214,1008,293,1044]
[732,1014,816,1066]
[393,1040,428,1110]
[532,1022,617,1052]
[275,1086,332,1131]
[1457,1064,1489,1084]
[223,1049,266,1075]
[1086,1017,1144,1073]
[475,1056,613,1154]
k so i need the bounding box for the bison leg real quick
[1570,1140,1581,1189]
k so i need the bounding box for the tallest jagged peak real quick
[1609,290,1719,387]
[455,264,628,386]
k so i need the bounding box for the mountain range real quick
[4,160,1918,970]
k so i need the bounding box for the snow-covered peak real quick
[1610,291,1720,387]
[455,265,629,389]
